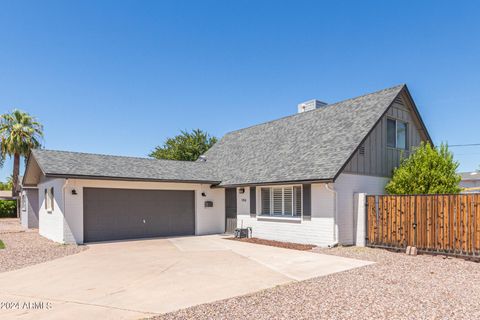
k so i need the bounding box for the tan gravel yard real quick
[152,246,480,320]
[0,219,86,273]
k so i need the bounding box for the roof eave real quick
[22,151,47,187]
[44,173,221,185]
[332,84,433,182]
[402,85,434,145]
[213,178,334,188]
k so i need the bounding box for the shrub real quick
[385,142,461,194]
[0,200,17,218]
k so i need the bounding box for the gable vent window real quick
[387,119,408,150]
[394,97,404,105]
[260,186,302,217]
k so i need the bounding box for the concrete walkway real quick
[0,235,372,319]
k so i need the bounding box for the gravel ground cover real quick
[0,219,87,273]
[227,237,316,251]
[0,218,26,233]
[152,246,480,320]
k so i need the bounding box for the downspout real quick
[62,179,68,243]
[325,183,338,247]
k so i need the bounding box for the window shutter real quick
[293,186,302,217]
[250,187,256,217]
[302,184,311,220]
[261,188,270,215]
[50,187,55,211]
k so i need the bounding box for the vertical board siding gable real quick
[342,91,428,178]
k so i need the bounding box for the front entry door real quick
[225,188,237,233]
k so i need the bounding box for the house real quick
[19,180,39,228]
[459,171,480,193]
[21,84,431,246]
[0,190,14,200]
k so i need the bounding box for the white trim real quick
[259,184,302,217]
[257,215,302,222]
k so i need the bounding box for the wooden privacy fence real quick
[366,194,480,257]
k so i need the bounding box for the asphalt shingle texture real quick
[31,149,219,183]
[205,84,404,186]
[30,85,404,185]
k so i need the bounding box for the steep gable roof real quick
[205,84,406,186]
[22,84,430,188]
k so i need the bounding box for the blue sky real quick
[1,0,479,181]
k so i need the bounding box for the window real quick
[21,194,26,211]
[387,119,407,149]
[396,121,407,149]
[45,187,54,212]
[260,186,302,217]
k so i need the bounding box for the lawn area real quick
[152,246,480,320]
[0,219,87,273]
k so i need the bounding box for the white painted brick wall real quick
[38,178,66,243]
[236,183,335,247]
[335,173,389,245]
[354,193,367,247]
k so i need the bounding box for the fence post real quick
[354,193,367,247]
[413,195,417,248]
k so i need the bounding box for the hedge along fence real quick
[0,200,17,218]
[366,194,480,258]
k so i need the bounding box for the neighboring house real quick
[459,171,480,193]
[0,190,14,200]
[19,182,39,228]
[21,84,431,246]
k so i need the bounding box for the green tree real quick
[385,142,461,194]
[0,110,43,196]
[0,176,13,191]
[150,129,217,161]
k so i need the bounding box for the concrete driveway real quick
[0,235,372,319]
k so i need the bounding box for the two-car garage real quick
[24,149,225,245]
[83,188,196,242]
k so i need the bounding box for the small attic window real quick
[359,145,365,155]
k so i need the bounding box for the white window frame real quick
[259,185,302,217]
[387,118,408,150]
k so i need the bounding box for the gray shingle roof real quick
[31,149,220,183]
[26,84,406,186]
[205,84,405,186]
[459,171,480,181]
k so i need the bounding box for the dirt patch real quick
[227,237,316,251]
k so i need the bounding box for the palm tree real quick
[0,110,43,196]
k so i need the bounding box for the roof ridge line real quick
[34,149,205,164]
[221,84,405,136]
